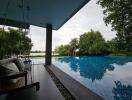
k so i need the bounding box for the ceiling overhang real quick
[0,0,90,30]
[0,18,29,29]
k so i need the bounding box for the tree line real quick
[0,28,33,59]
[55,0,132,56]
[55,30,132,56]
[98,0,132,52]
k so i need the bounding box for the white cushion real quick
[2,62,20,83]
[3,62,19,72]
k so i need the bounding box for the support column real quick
[45,24,52,66]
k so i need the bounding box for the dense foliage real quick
[0,28,33,59]
[69,38,79,56]
[55,38,79,56]
[55,45,71,56]
[79,30,107,55]
[98,0,132,51]
[55,30,115,56]
[106,39,117,53]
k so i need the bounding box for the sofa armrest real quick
[0,71,28,85]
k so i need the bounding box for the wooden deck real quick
[0,64,64,100]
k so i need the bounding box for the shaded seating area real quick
[0,58,39,95]
[0,61,64,100]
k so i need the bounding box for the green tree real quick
[55,38,79,56]
[69,38,79,56]
[0,28,33,59]
[0,29,8,58]
[55,45,71,56]
[106,39,117,53]
[79,30,107,55]
[98,0,132,51]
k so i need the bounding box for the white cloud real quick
[29,26,46,51]
[30,0,116,51]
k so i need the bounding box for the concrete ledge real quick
[49,65,104,100]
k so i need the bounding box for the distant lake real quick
[30,52,58,56]
[30,53,45,56]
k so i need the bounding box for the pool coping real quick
[47,64,104,100]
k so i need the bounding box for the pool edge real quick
[47,64,104,100]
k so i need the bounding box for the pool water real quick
[52,56,132,100]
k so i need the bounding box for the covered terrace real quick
[0,0,103,100]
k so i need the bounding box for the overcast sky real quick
[29,0,116,51]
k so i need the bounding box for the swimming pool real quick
[52,56,132,100]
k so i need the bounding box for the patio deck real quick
[0,64,64,100]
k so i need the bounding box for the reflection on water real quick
[113,81,132,100]
[56,56,116,81]
[53,56,132,100]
